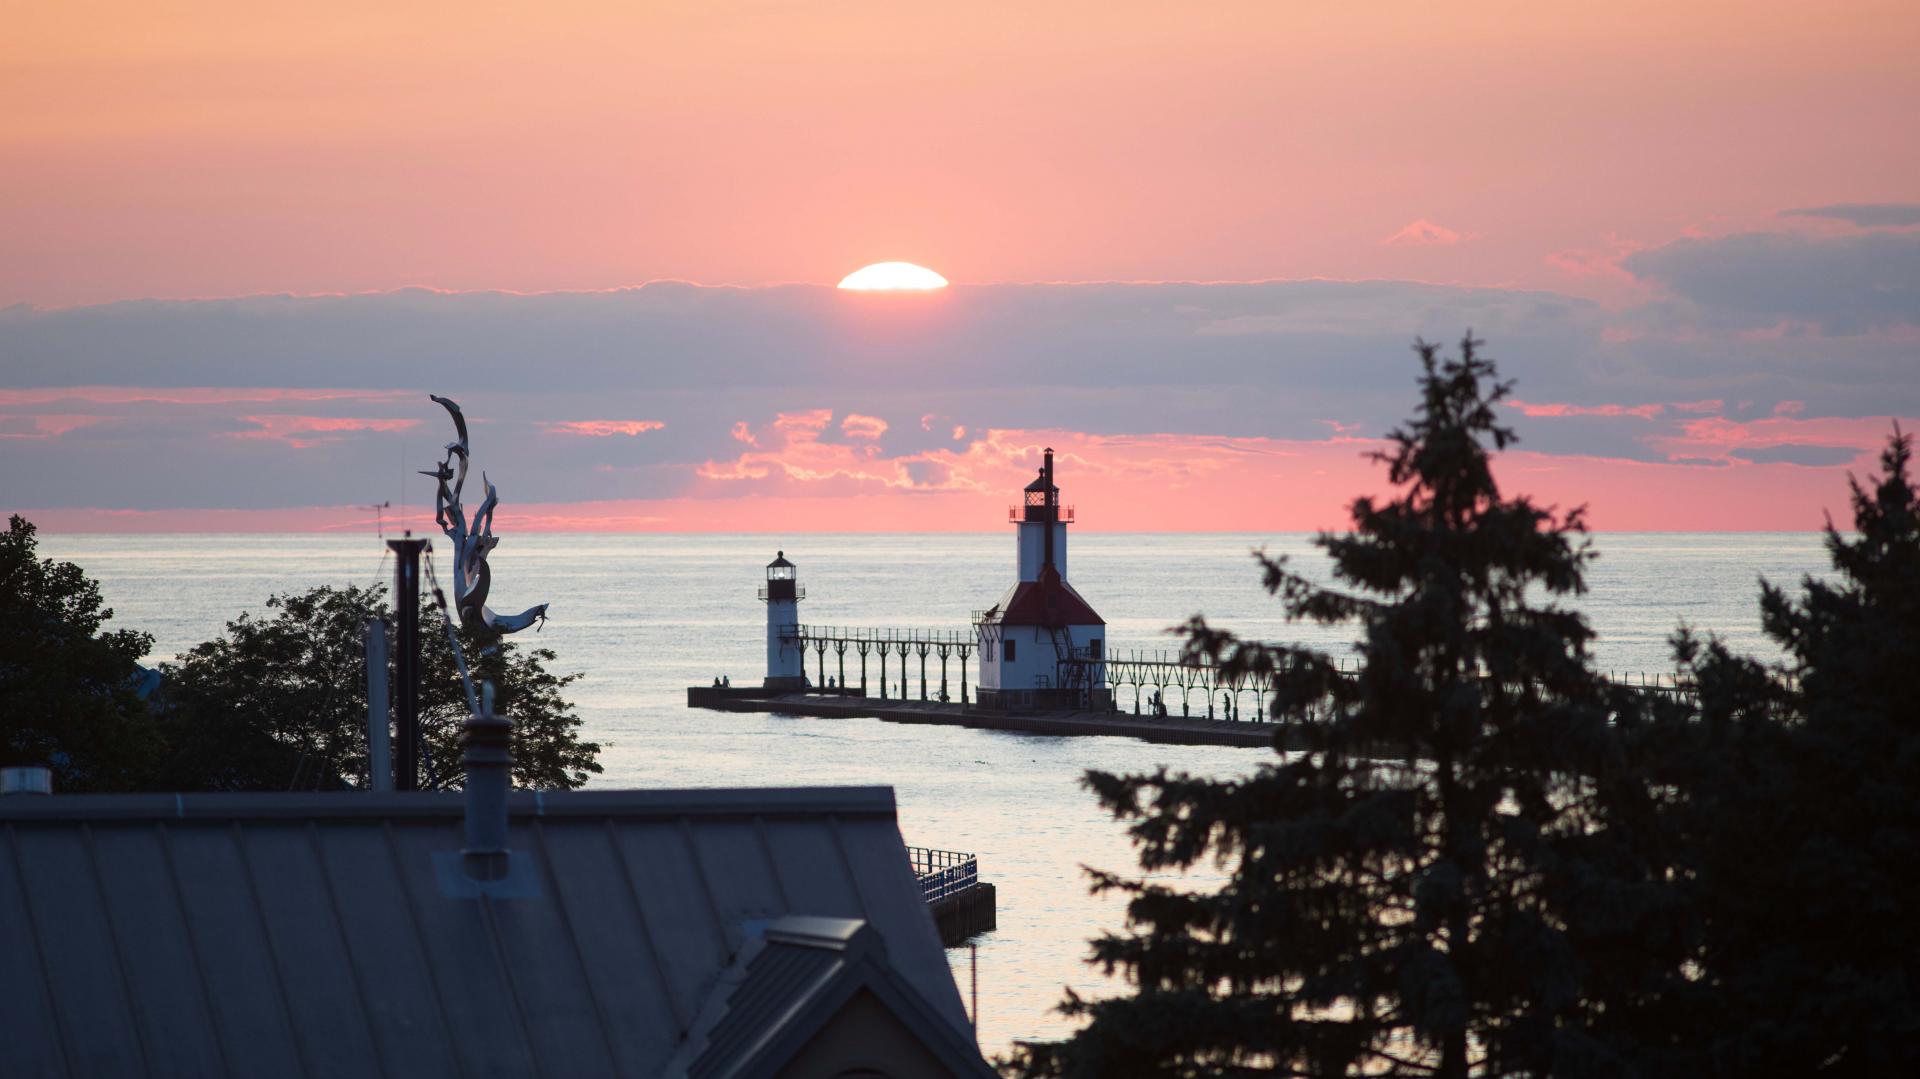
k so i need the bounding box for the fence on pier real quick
[779,621,1705,722]
[906,846,980,906]
[1064,648,1703,723]
[779,624,977,703]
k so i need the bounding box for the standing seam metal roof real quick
[0,787,977,1079]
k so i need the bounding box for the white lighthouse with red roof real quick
[975,448,1108,710]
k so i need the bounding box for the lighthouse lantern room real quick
[975,449,1108,710]
[761,551,807,690]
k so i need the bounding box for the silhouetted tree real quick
[0,515,164,790]
[1012,338,1689,1077]
[1659,428,1920,1073]
[159,584,601,790]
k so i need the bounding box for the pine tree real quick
[1012,338,1687,1077]
[1668,428,1920,1072]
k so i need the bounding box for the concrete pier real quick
[931,882,996,946]
[686,687,1276,749]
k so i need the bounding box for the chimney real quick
[461,682,513,881]
[1,765,51,796]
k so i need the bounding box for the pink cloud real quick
[730,420,758,446]
[0,413,107,440]
[229,414,421,449]
[540,419,666,437]
[1650,414,1900,463]
[1382,219,1465,246]
[1508,399,1665,420]
[23,432,1891,534]
[1672,399,1724,414]
[840,413,888,440]
[701,409,947,489]
[1773,400,1806,416]
[952,425,967,441]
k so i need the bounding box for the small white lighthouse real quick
[975,449,1108,710]
[762,551,807,690]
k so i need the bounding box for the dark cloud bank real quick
[2,229,1916,511]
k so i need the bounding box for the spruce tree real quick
[1669,428,1920,1072]
[1012,338,1686,1077]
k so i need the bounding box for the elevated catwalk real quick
[685,686,1278,750]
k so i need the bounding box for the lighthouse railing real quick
[1008,505,1075,523]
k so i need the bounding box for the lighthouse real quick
[975,449,1108,710]
[761,551,807,690]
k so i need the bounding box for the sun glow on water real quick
[836,261,949,290]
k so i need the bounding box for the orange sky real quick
[3,3,1916,533]
[5,1,1917,306]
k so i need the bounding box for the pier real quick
[702,462,1700,752]
[685,684,1278,748]
[910,846,996,946]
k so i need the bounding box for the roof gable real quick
[676,915,994,1078]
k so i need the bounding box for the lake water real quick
[39,530,1829,1059]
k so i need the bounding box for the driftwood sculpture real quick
[420,395,549,636]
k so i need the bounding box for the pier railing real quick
[778,624,977,703]
[907,846,979,905]
[1074,647,1707,722]
[785,624,973,646]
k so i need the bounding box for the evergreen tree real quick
[0,515,164,790]
[159,583,601,791]
[1012,339,1687,1077]
[1666,428,1920,1073]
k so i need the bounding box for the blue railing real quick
[907,846,979,905]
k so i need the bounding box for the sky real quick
[3,1,1918,532]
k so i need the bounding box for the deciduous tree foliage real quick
[1012,339,1687,1077]
[0,515,162,790]
[159,583,602,791]
[1659,428,1920,1073]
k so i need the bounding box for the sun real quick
[837,261,949,290]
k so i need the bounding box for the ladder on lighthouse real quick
[1047,624,1091,708]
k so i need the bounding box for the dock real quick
[910,846,997,946]
[686,686,1276,749]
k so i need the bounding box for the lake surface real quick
[40,530,1829,1059]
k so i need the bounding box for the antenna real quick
[365,500,391,540]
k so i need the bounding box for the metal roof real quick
[978,572,1106,628]
[679,915,994,1079]
[0,786,980,1078]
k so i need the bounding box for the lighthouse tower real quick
[975,449,1107,710]
[761,551,807,690]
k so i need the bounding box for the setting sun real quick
[837,262,949,290]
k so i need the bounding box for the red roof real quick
[978,567,1105,627]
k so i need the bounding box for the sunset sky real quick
[4,1,1918,531]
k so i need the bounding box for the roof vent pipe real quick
[1,765,52,796]
[461,682,513,881]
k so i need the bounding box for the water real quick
[39,530,1828,1058]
